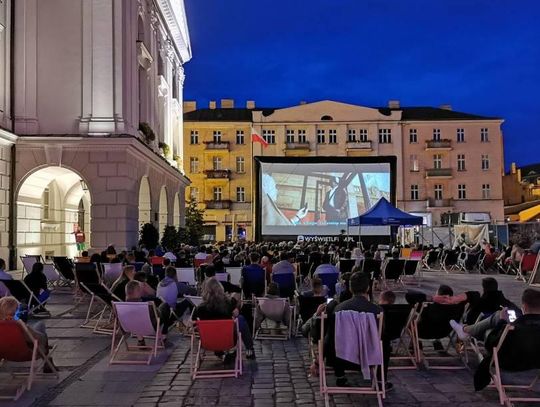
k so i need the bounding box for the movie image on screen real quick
[257,157,394,238]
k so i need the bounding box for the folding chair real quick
[20,256,38,276]
[381,304,417,369]
[409,250,424,261]
[0,320,58,401]
[402,259,421,284]
[381,259,405,289]
[488,323,540,406]
[412,302,467,369]
[457,251,468,272]
[318,312,385,407]
[337,259,355,274]
[110,301,164,365]
[2,280,47,315]
[52,256,75,285]
[296,295,326,335]
[422,250,439,270]
[253,297,292,340]
[518,252,538,282]
[190,319,242,379]
[102,263,124,286]
[215,272,229,283]
[317,273,339,297]
[400,248,412,259]
[176,267,197,286]
[442,250,459,273]
[225,267,242,286]
[272,273,297,299]
[79,282,121,334]
[74,263,102,312]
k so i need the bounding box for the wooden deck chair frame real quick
[387,306,418,370]
[190,318,242,379]
[442,250,460,273]
[412,302,468,370]
[517,252,538,283]
[401,260,422,286]
[74,263,102,304]
[318,312,385,407]
[79,282,120,335]
[102,263,124,286]
[489,324,540,406]
[109,301,164,365]
[381,259,406,290]
[0,321,58,401]
[52,256,75,286]
[253,297,291,340]
[20,255,38,276]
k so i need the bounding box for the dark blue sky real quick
[183,0,540,169]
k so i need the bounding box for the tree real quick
[184,198,204,246]
[139,223,159,250]
[161,225,178,251]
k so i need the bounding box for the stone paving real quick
[1,271,539,406]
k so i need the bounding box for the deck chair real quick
[412,302,467,369]
[190,319,242,379]
[272,272,297,299]
[318,312,385,407]
[422,250,439,270]
[109,301,164,365]
[381,304,417,369]
[402,260,421,285]
[253,297,292,340]
[52,256,75,284]
[382,259,405,288]
[518,252,538,282]
[400,248,412,259]
[487,323,540,406]
[362,258,383,279]
[2,280,46,315]
[337,259,355,274]
[102,263,124,286]
[176,268,196,286]
[0,320,58,401]
[74,262,102,309]
[225,267,242,286]
[20,256,38,276]
[296,295,326,334]
[317,273,339,297]
[409,250,424,261]
[241,267,266,301]
[215,272,229,282]
[457,251,468,272]
[442,250,459,273]
[79,282,121,334]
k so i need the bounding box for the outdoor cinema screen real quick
[256,156,396,239]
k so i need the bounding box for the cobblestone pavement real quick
[1,271,539,406]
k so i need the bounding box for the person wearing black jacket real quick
[23,262,50,314]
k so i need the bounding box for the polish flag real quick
[251,127,268,148]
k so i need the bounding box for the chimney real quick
[246,100,256,109]
[183,101,197,113]
[517,168,522,183]
[299,101,307,105]
[209,100,216,109]
[388,100,400,109]
[220,99,234,108]
[439,104,452,111]
[511,162,517,174]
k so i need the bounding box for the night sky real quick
[183,0,540,169]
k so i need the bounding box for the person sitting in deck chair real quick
[23,262,50,316]
[254,283,291,330]
[0,296,57,373]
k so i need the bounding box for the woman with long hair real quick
[192,277,255,359]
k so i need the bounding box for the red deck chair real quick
[0,320,58,401]
[518,252,537,282]
[190,319,242,379]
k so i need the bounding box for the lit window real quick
[410,154,419,172]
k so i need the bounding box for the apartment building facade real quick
[184,99,505,241]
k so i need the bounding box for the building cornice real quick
[154,0,191,64]
[0,127,18,145]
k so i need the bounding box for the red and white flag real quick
[251,127,268,148]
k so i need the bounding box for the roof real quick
[377,106,500,121]
[184,104,500,122]
[520,163,540,182]
[183,108,276,122]
[348,197,424,226]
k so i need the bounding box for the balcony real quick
[204,141,230,150]
[284,141,310,150]
[204,169,231,179]
[205,200,232,209]
[425,168,453,178]
[425,139,452,150]
[346,141,372,150]
[427,198,454,208]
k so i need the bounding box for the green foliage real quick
[139,222,159,249]
[158,142,171,157]
[139,122,156,144]
[161,225,178,251]
[184,198,204,246]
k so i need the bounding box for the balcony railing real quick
[284,141,310,150]
[427,198,454,208]
[205,200,232,209]
[346,141,372,150]
[425,168,453,178]
[204,141,230,150]
[425,139,452,149]
[204,169,231,179]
